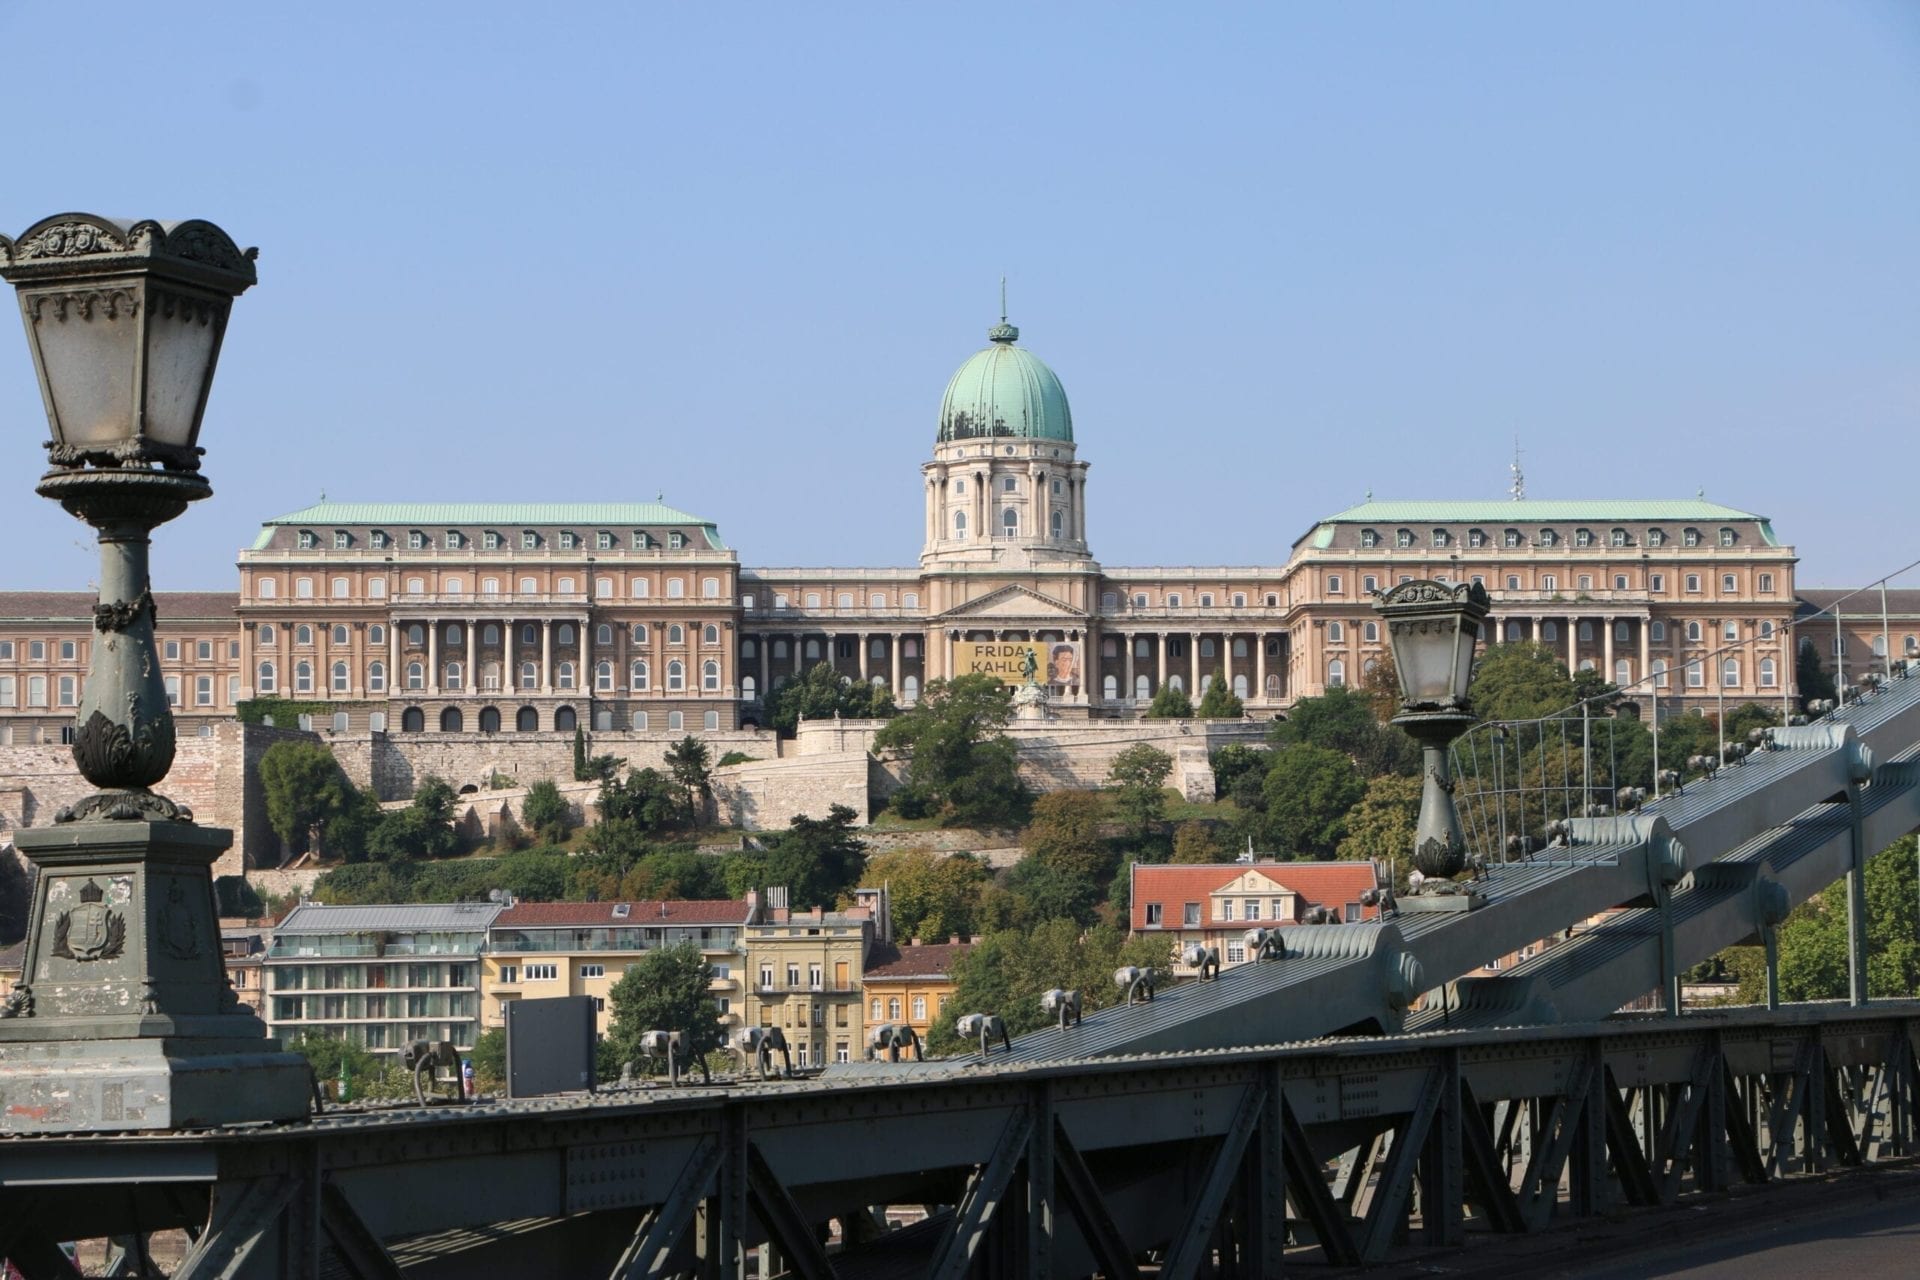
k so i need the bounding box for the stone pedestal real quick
[1396,888,1487,914]
[0,818,310,1134]
[1012,682,1051,722]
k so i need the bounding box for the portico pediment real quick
[937,584,1087,624]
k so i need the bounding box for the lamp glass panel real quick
[1395,619,1456,703]
[143,294,222,447]
[27,289,136,445]
[1450,619,1476,701]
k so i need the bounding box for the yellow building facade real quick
[741,903,876,1069]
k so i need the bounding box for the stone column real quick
[466,618,476,693]
[541,620,553,695]
[1124,633,1136,703]
[1603,616,1615,683]
[580,614,592,695]
[1223,632,1235,695]
[759,636,770,694]
[504,621,515,693]
[792,633,803,678]
[1566,618,1577,672]
[1189,632,1201,694]
[890,634,901,696]
[388,623,399,696]
[1640,622,1650,689]
[428,621,440,695]
[1532,616,1542,643]
[1156,632,1168,691]
[858,632,869,681]
[1075,476,1087,541]
[1254,632,1267,701]
[1035,468,1049,542]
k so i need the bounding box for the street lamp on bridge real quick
[1374,578,1490,912]
[0,213,309,1132]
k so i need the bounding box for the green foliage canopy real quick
[1107,744,1173,839]
[604,942,724,1074]
[873,674,1029,826]
[1260,745,1366,858]
[764,660,896,737]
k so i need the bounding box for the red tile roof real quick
[863,940,974,981]
[0,591,239,623]
[1130,862,1382,932]
[495,899,752,928]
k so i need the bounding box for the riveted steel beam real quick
[317,1181,403,1280]
[743,1141,835,1280]
[1281,1094,1361,1266]
[609,1137,721,1280]
[1357,1069,1441,1261]
[171,1178,298,1280]
[1459,1081,1525,1232]
[1050,1116,1140,1280]
[1160,1083,1266,1280]
[926,1107,1033,1280]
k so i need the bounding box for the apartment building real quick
[1130,861,1386,974]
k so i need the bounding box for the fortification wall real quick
[711,751,870,830]
[367,728,778,802]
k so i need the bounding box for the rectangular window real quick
[29,641,44,660]
[196,675,214,706]
[499,966,518,984]
[164,675,181,707]
[0,676,13,707]
[0,641,10,659]
[1144,903,1163,926]
[596,532,613,549]
[1183,902,1201,927]
[483,531,500,549]
[1650,574,1665,592]
[525,964,558,981]
[409,531,425,549]
[197,640,213,660]
[57,674,76,707]
[579,964,605,979]
[1218,899,1235,921]
[1244,898,1261,920]
[227,675,240,704]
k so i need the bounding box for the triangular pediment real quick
[1213,869,1293,897]
[938,584,1087,622]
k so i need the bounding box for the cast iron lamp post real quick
[0,213,308,1132]
[1373,579,1491,910]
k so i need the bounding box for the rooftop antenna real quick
[1509,437,1526,502]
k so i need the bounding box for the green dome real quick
[937,320,1073,443]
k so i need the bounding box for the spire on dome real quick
[988,276,1018,343]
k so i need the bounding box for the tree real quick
[663,736,713,828]
[363,776,461,862]
[860,849,991,941]
[598,767,684,835]
[1022,790,1110,880]
[1796,640,1838,709]
[764,660,897,737]
[572,726,588,780]
[1171,820,1222,864]
[469,1027,506,1090]
[931,919,1169,1048]
[1108,744,1173,839]
[761,805,867,909]
[1196,674,1244,719]
[1335,773,1421,865]
[1145,683,1194,719]
[1210,745,1272,801]
[1361,647,1402,722]
[258,740,360,858]
[520,780,571,845]
[1467,642,1577,722]
[1260,745,1366,858]
[872,674,1029,826]
[1736,836,1920,1004]
[604,942,723,1075]
[1270,685,1419,777]
[1570,667,1622,713]
[1003,856,1106,927]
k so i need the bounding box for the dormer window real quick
[297,530,316,549]
[332,530,349,549]
[669,532,685,549]
[632,531,650,549]
[1504,528,1522,548]
[1718,527,1735,547]
[370,529,388,549]
[1610,528,1628,547]
[1395,528,1413,548]
[558,531,577,550]
[1647,527,1665,546]
[1575,528,1593,547]
[1468,528,1486,548]
[1431,528,1449,548]
[1684,527,1701,547]
[483,531,500,550]
[1539,528,1558,547]
[597,531,613,550]
[1361,528,1379,548]
[612,903,631,919]
[521,530,538,549]
[408,530,426,549]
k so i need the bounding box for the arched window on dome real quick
[953,510,967,539]
[1001,508,1018,537]
[1051,510,1063,537]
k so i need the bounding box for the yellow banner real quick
[955,641,1079,687]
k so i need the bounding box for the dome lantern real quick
[937,315,1072,444]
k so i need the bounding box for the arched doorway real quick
[440,707,464,732]
[478,706,501,733]
[516,706,538,732]
[401,707,424,733]
[554,706,577,731]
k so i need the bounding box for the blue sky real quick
[0,2,1914,591]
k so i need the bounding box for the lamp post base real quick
[0,815,311,1133]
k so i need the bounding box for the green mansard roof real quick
[254,501,727,550]
[1302,499,1778,550]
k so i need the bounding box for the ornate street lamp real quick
[1373,579,1491,911]
[0,214,308,1132]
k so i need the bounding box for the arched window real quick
[556,661,575,689]
[631,710,649,731]
[1578,658,1595,672]
[1199,638,1215,657]
[595,710,613,731]
[1001,508,1018,536]
[954,510,967,538]
[446,623,463,646]
[1169,674,1185,693]
[407,624,425,647]
[703,660,720,691]
[331,662,349,692]
[1652,659,1669,689]
[330,712,349,733]
[406,662,424,690]
[869,637,887,659]
[294,662,313,694]
[803,638,819,661]
[1760,621,1775,639]
[556,624,575,646]
[1327,659,1345,687]
[633,623,650,644]
[1360,624,1376,644]
[1541,622,1558,642]
[597,624,613,645]
[632,659,650,691]
[556,576,575,593]
[482,624,499,646]
[1577,621,1593,642]
[1506,622,1522,642]
[331,625,350,646]
[401,707,424,732]
[481,662,500,691]
[554,706,577,731]
[669,625,685,645]
[1686,622,1702,642]
[446,662,465,691]
[1614,659,1632,687]
[368,662,386,693]
[1760,657,1778,688]
[1650,621,1667,643]
[1167,594,1183,608]
[668,661,685,691]
[440,707,464,732]
[1327,622,1344,642]
[1051,510,1063,536]
[479,707,500,733]
[704,711,720,730]
[902,675,920,703]
[1103,674,1118,700]
[296,625,313,646]
[258,623,276,646]
[369,711,388,732]
[516,706,538,732]
[1134,673,1150,700]
[1265,673,1281,697]
[703,624,719,645]
[667,711,684,731]
[1873,635,1888,657]
[596,661,614,691]
[1233,674,1249,697]
[1614,621,1630,642]
[773,639,789,659]
[1722,657,1740,688]
[903,638,919,658]
[257,661,277,693]
[742,675,757,701]
[521,624,537,645]
[520,661,538,689]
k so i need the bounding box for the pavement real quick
[1359,1160,1920,1279]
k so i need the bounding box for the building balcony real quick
[752,982,859,996]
